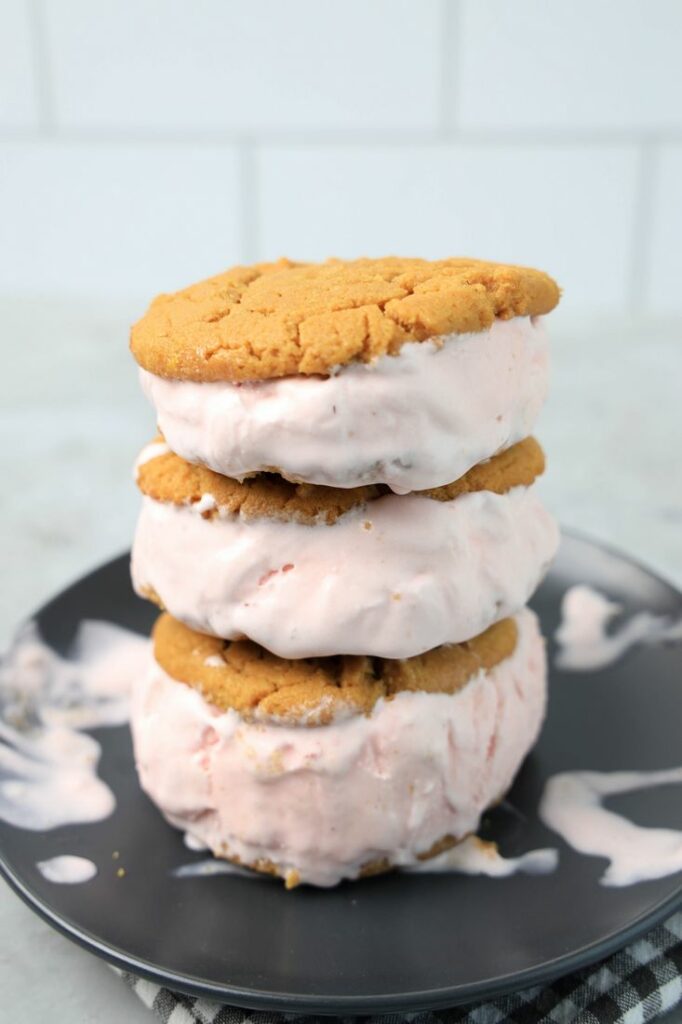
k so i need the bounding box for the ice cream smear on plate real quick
[555,585,682,671]
[0,620,149,830]
[540,768,682,886]
[407,836,558,878]
[36,855,97,884]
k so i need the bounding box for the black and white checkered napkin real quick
[122,911,682,1024]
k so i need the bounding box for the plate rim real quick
[1,531,682,1014]
[1,852,681,1015]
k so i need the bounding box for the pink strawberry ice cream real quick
[130,608,547,888]
[139,316,549,494]
[131,478,558,660]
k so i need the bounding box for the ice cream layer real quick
[131,485,558,660]
[139,317,549,494]
[131,609,546,888]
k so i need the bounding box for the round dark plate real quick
[1,532,682,1015]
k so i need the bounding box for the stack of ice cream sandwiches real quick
[128,257,560,888]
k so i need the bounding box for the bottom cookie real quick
[191,831,468,889]
[130,608,547,888]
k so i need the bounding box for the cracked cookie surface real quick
[130,257,560,381]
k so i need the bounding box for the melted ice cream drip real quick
[408,836,558,878]
[36,855,97,884]
[0,621,150,830]
[555,585,682,671]
[183,831,209,852]
[174,837,558,884]
[540,767,682,886]
[173,858,259,880]
[133,440,169,478]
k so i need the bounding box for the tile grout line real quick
[27,0,55,133]
[238,141,259,263]
[438,0,460,135]
[628,141,657,315]
[0,127,680,149]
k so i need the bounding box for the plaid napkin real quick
[122,911,682,1024]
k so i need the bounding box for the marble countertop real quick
[1,296,681,1021]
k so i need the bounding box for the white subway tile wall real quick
[257,144,639,312]
[0,142,241,296]
[647,145,682,313]
[0,0,39,128]
[1,0,680,310]
[457,1,682,132]
[44,0,442,133]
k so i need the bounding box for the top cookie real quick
[130,257,560,382]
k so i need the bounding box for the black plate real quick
[1,532,682,1015]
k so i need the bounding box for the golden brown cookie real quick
[130,257,560,382]
[152,612,519,725]
[136,436,546,525]
[210,832,469,888]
